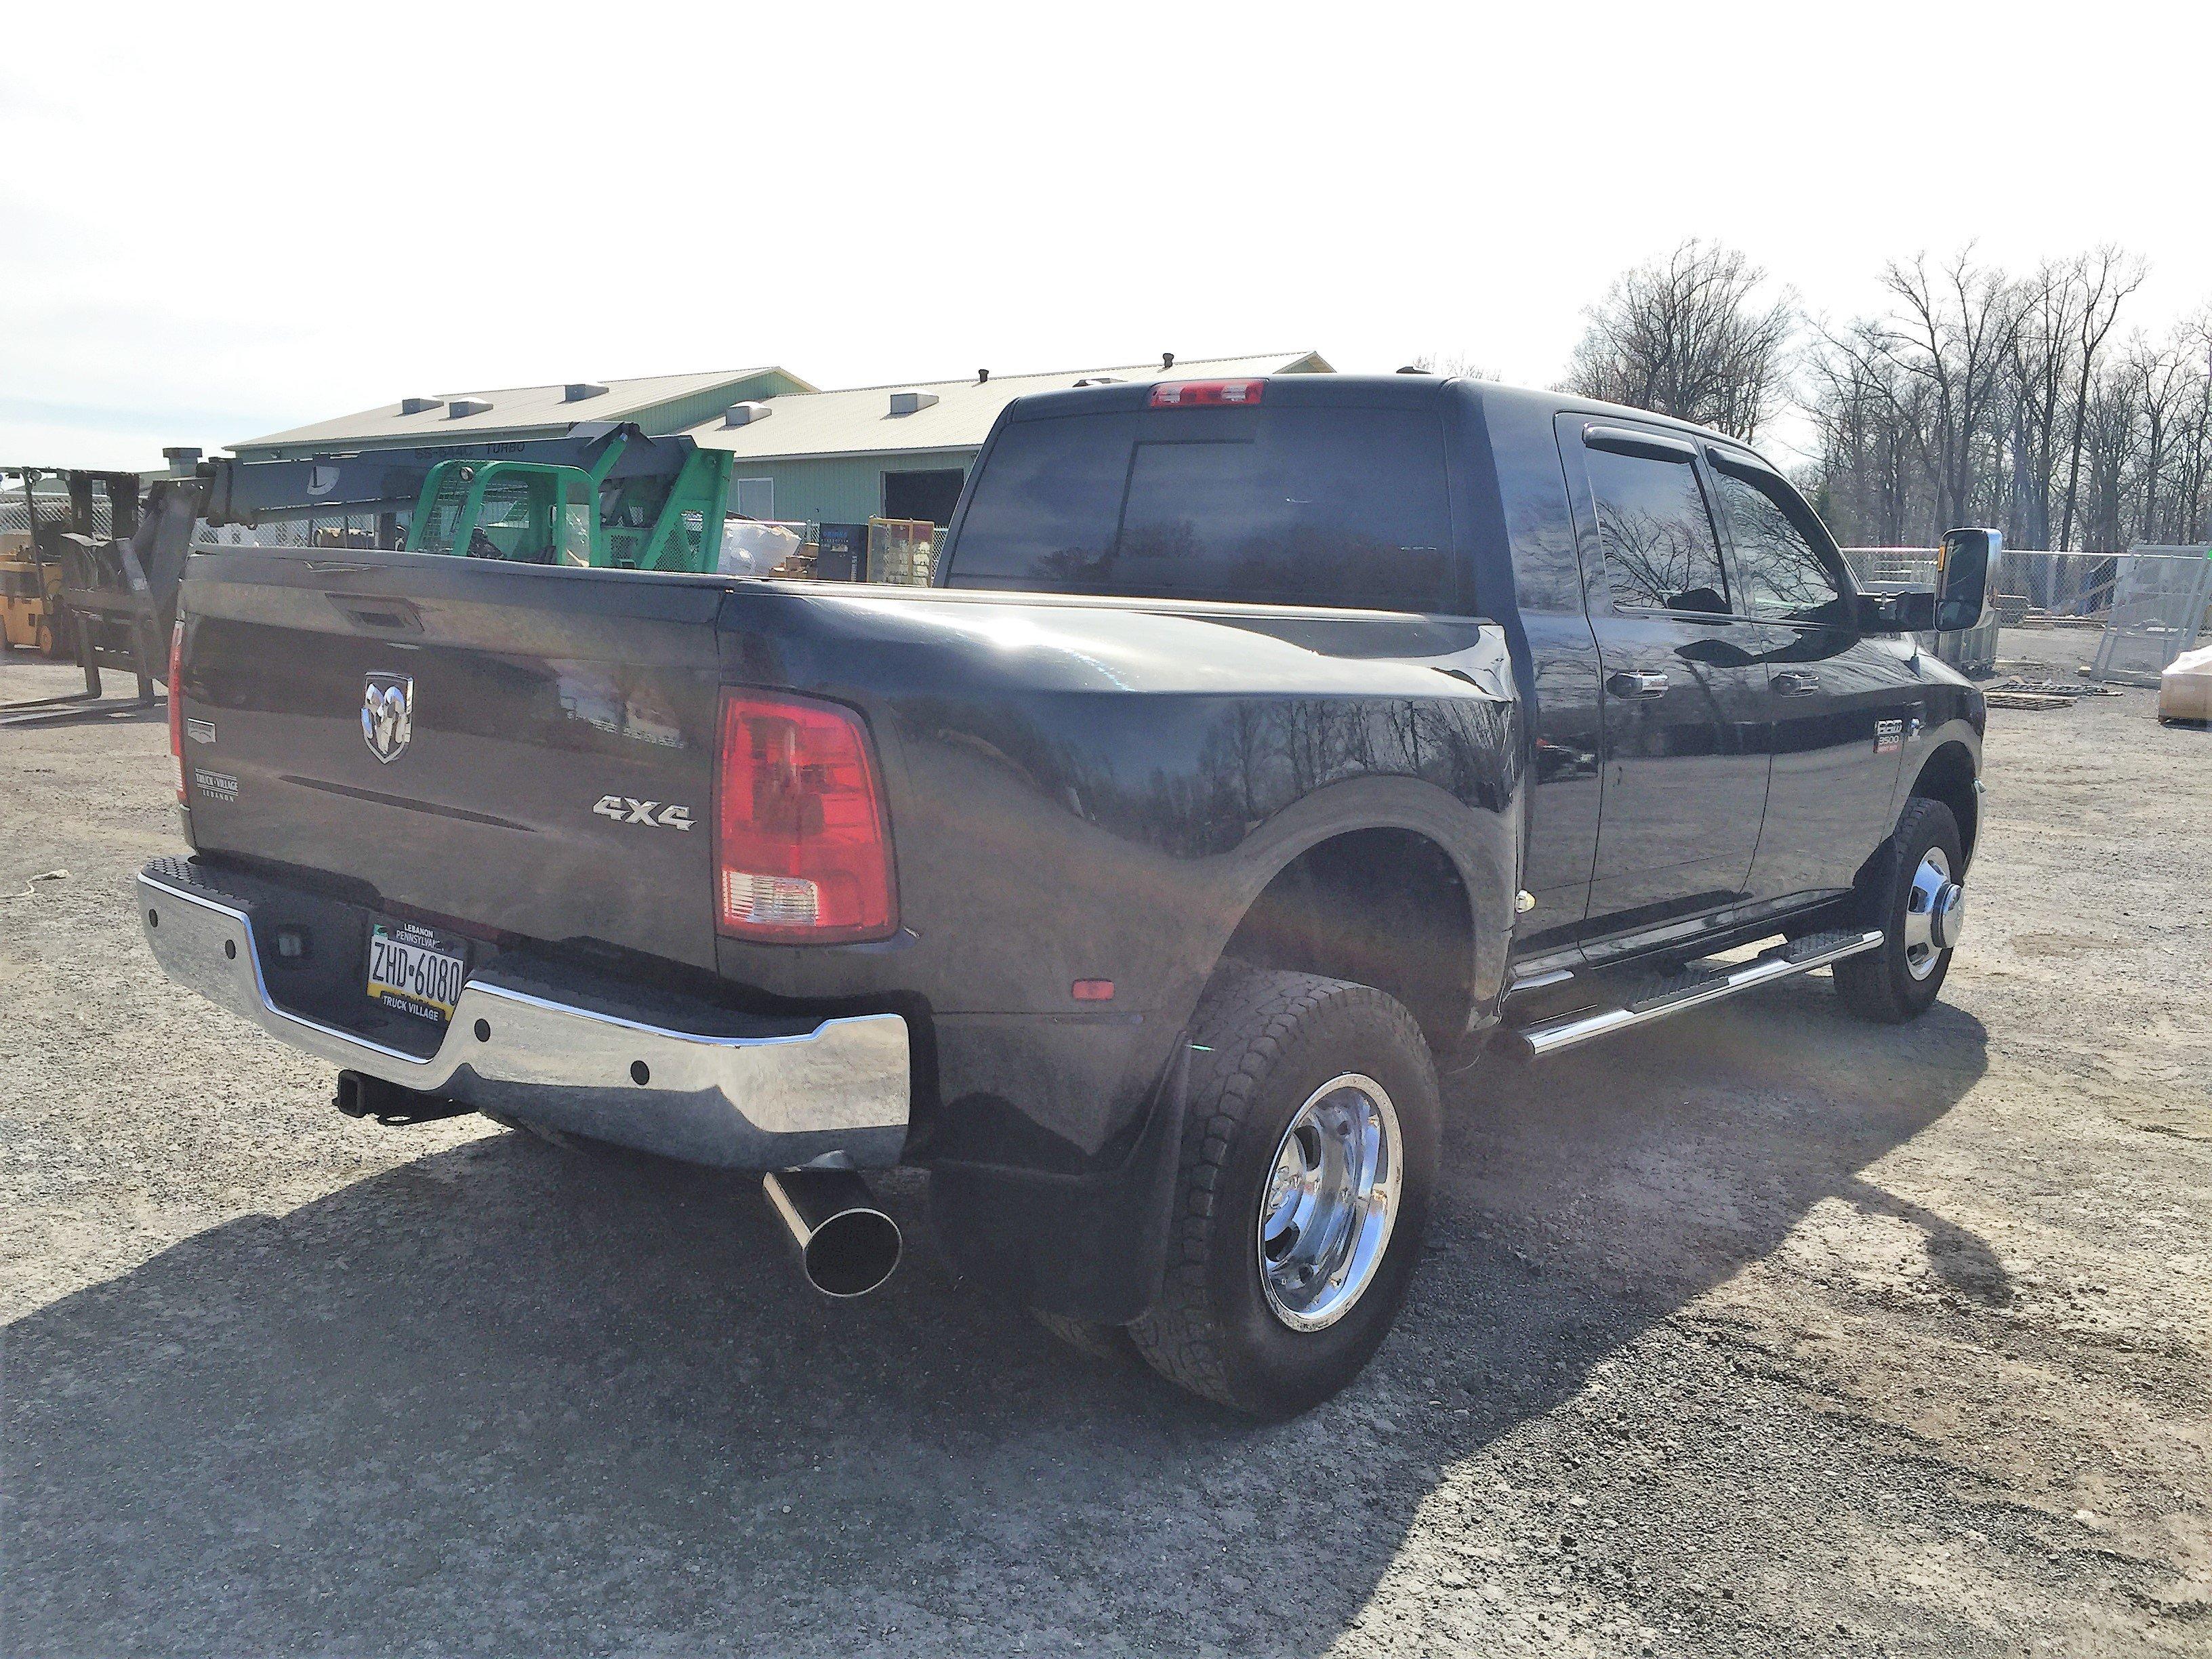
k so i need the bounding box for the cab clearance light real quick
[1149,380,1264,409]
[1071,979,1115,1002]
[715,690,897,943]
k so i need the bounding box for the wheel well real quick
[1216,829,1475,1050]
[1910,741,1979,866]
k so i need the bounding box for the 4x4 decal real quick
[592,796,693,831]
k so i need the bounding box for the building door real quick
[882,468,966,527]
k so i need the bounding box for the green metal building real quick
[680,351,1331,529]
[230,367,819,462]
[228,350,1331,531]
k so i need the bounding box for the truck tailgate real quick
[177,549,726,970]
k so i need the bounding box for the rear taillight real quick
[1149,379,1264,409]
[714,691,896,943]
[167,621,185,802]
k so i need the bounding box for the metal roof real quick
[232,367,817,456]
[685,352,1332,462]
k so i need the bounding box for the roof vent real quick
[888,390,939,417]
[722,401,773,428]
[162,446,202,476]
[1073,377,1120,388]
[447,397,493,418]
[399,396,444,416]
[564,382,609,403]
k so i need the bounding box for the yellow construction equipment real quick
[0,531,66,655]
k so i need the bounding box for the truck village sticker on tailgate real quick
[192,767,239,802]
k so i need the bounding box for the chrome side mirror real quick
[1937,529,2001,633]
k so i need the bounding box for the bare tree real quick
[2165,310,2212,544]
[1724,242,2201,556]
[2007,259,2087,550]
[1805,249,2032,546]
[2055,247,2148,550]
[1410,352,1500,380]
[1803,326,1927,544]
[1561,241,1795,441]
[1869,250,2030,529]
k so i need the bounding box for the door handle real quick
[1607,670,1670,699]
[1772,671,1822,696]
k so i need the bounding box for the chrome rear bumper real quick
[137,863,910,1169]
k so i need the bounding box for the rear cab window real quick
[944,391,1457,613]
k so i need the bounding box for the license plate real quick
[366,920,468,1024]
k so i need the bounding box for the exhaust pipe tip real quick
[800,1208,903,1298]
[762,1170,903,1298]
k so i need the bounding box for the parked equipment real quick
[1,466,172,729]
[401,429,732,570]
[0,531,64,654]
[5,428,741,729]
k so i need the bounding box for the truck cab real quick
[1468,386,1983,993]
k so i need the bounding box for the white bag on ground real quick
[2159,643,2212,722]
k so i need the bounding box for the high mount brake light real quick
[715,690,897,943]
[1149,380,1265,409]
[167,621,185,803]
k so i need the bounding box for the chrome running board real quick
[1507,928,1884,1061]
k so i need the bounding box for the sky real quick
[3,1,2207,474]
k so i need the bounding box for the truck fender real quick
[1195,771,1520,1033]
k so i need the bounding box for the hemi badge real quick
[186,718,216,744]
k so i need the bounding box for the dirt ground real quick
[2,647,2206,1658]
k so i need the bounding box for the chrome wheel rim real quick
[1902,847,1963,980]
[1256,1073,1401,1332]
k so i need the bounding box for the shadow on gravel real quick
[0,701,169,731]
[5,977,1987,1656]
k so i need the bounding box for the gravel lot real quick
[3,649,2207,1658]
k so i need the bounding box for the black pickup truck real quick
[142,373,1992,1416]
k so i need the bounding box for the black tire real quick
[1128,969,1440,1418]
[1029,1309,1142,1366]
[1833,796,1964,1024]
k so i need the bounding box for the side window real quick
[1584,445,1730,616]
[1708,467,1848,625]
[947,415,1133,589]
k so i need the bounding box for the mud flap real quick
[926,1044,1191,1326]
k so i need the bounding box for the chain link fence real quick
[1843,546,2212,687]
